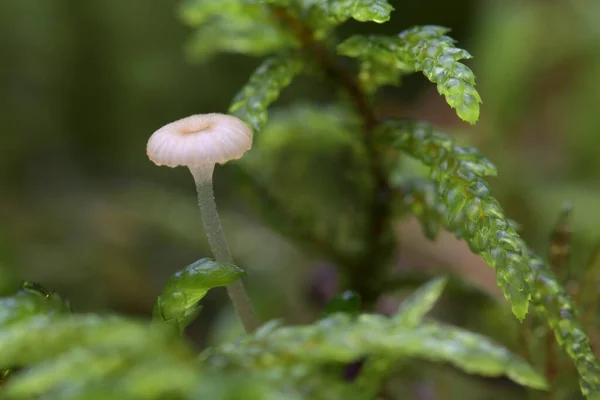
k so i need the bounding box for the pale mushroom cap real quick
[147,113,252,168]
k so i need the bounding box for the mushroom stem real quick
[190,164,261,333]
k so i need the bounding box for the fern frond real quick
[401,322,547,389]
[210,287,546,390]
[376,118,530,317]
[394,276,447,327]
[0,283,70,329]
[393,178,446,240]
[338,26,481,123]
[0,315,189,369]
[528,253,600,397]
[356,277,448,395]
[337,34,413,94]
[0,312,305,400]
[2,349,132,398]
[229,54,304,133]
[152,258,246,333]
[376,118,600,397]
[311,0,394,24]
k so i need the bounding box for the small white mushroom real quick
[147,113,253,183]
[147,113,259,333]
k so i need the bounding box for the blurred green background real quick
[0,0,599,397]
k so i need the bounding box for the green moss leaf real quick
[153,258,245,333]
[229,53,304,133]
[394,276,447,328]
[314,0,394,24]
[0,283,70,329]
[392,178,446,240]
[376,119,600,398]
[528,253,600,397]
[211,312,546,390]
[399,322,547,390]
[0,315,187,370]
[376,119,529,318]
[338,26,481,123]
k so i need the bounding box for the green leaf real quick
[2,349,130,398]
[211,313,546,390]
[337,34,413,94]
[229,53,304,133]
[398,322,547,390]
[313,0,394,24]
[0,312,302,400]
[376,119,530,319]
[153,258,245,333]
[392,178,446,240]
[0,315,188,369]
[528,253,600,397]
[376,118,600,398]
[338,26,481,123]
[356,276,448,396]
[394,276,447,328]
[0,282,70,329]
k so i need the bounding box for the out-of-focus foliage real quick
[239,104,371,263]
[152,258,245,334]
[180,0,298,60]
[0,280,546,399]
[2,0,600,399]
[376,119,600,395]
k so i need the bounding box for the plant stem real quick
[190,164,261,333]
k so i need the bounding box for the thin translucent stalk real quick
[190,164,260,333]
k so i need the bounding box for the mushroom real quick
[147,113,260,333]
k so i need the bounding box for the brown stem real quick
[271,7,392,305]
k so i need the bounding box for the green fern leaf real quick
[153,258,245,333]
[399,322,547,389]
[314,0,394,24]
[211,313,546,390]
[337,34,413,94]
[392,178,446,240]
[528,253,600,397]
[376,119,600,398]
[356,276,448,395]
[229,54,304,133]
[0,283,69,329]
[376,119,530,319]
[0,315,187,369]
[394,276,447,327]
[338,26,481,123]
[2,349,130,398]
